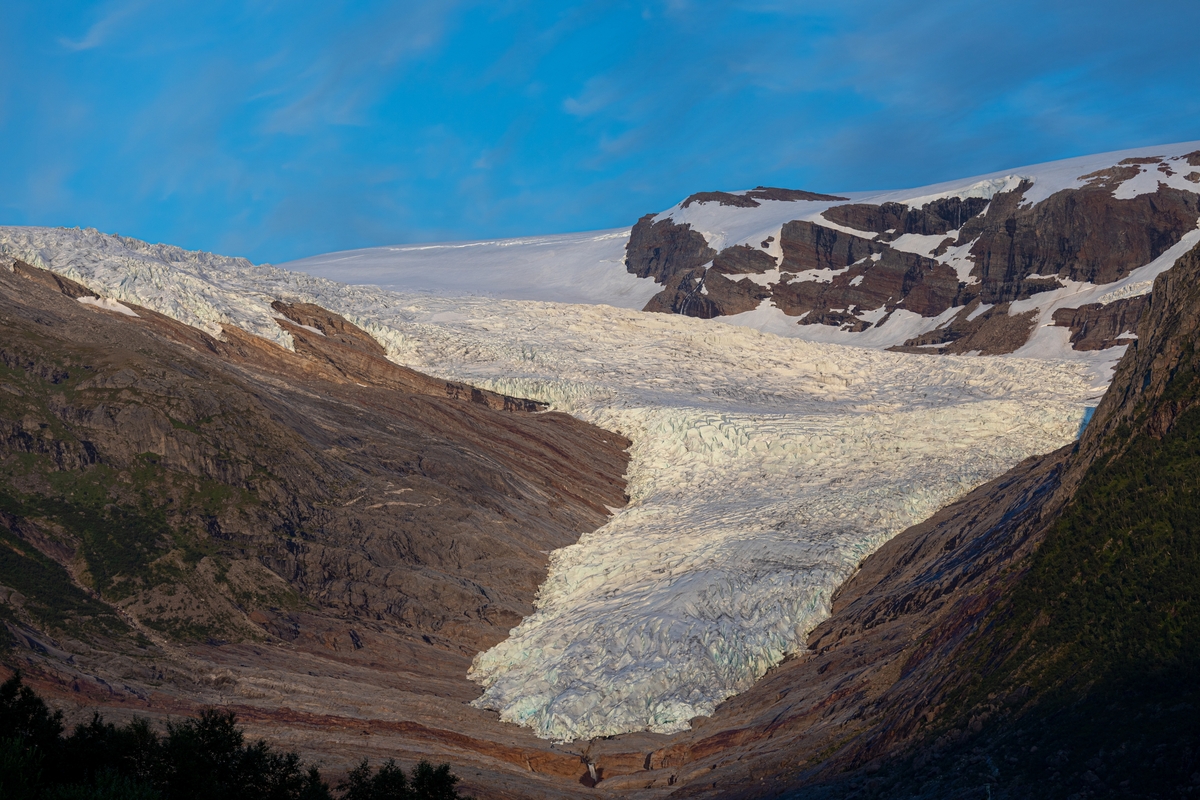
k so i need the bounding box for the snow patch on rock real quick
[77,296,139,317]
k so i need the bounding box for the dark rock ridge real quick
[777,219,887,273]
[1050,294,1148,351]
[680,187,847,209]
[641,243,778,318]
[269,299,546,412]
[822,195,990,238]
[957,179,1200,301]
[641,267,770,319]
[712,244,775,274]
[887,300,1039,355]
[775,221,962,322]
[625,215,717,284]
[626,160,1200,356]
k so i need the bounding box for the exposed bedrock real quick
[822,196,990,238]
[639,241,776,317]
[625,214,717,284]
[959,180,1200,302]
[888,300,1039,355]
[680,187,848,209]
[778,219,886,272]
[641,267,770,318]
[625,174,1200,358]
[1062,237,1200,496]
[0,259,639,796]
[1051,294,1149,351]
[711,243,776,275]
[0,260,629,668]
[775,223,961,321]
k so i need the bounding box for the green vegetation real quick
[999,413,1200,695]
[20,496,166,601]
[845,365,1200,797]
[0,674,473,800]
[340,759,466,800]
[0,334,305,645]
[0,519,126,636]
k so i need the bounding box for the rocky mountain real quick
[291,141,1200,372]
[3,141,1199,799]
[0,255,632,796]
[626,147,1200,363]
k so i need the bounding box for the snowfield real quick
[0,225,1098,741]
[284,141,1200,372]
[283,228,654,308]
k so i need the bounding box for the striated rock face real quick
[0,261,630,646]
[958,181,1200,302]
[889,300,1039,355]
[625,215,717,284]
[775,222,961,322]
[711,244,775,275]
[822,196,990,238]
[1051,294,1148,351]
[778,219,886,273]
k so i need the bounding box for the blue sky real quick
[3,1,1198,264]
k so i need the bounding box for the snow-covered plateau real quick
[284,141,1200,371]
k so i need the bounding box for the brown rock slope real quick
[0,259,632,797]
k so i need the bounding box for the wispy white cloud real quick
[562,76,620,117]
[6,0,1200,265]
[58,0,148,51]
[261,2,470,135]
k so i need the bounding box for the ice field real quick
[285,141,1200,369]
[0,225,1101,741]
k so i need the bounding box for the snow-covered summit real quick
[283,228,655,309]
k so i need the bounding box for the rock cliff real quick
[626,150,1200,358]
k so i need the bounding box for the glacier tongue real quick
[462,361,1086,740]
[393,304,1091,741]
[0,225,1095,742]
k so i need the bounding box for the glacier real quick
[11,144,1199,741]
[0,225,1096,741]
